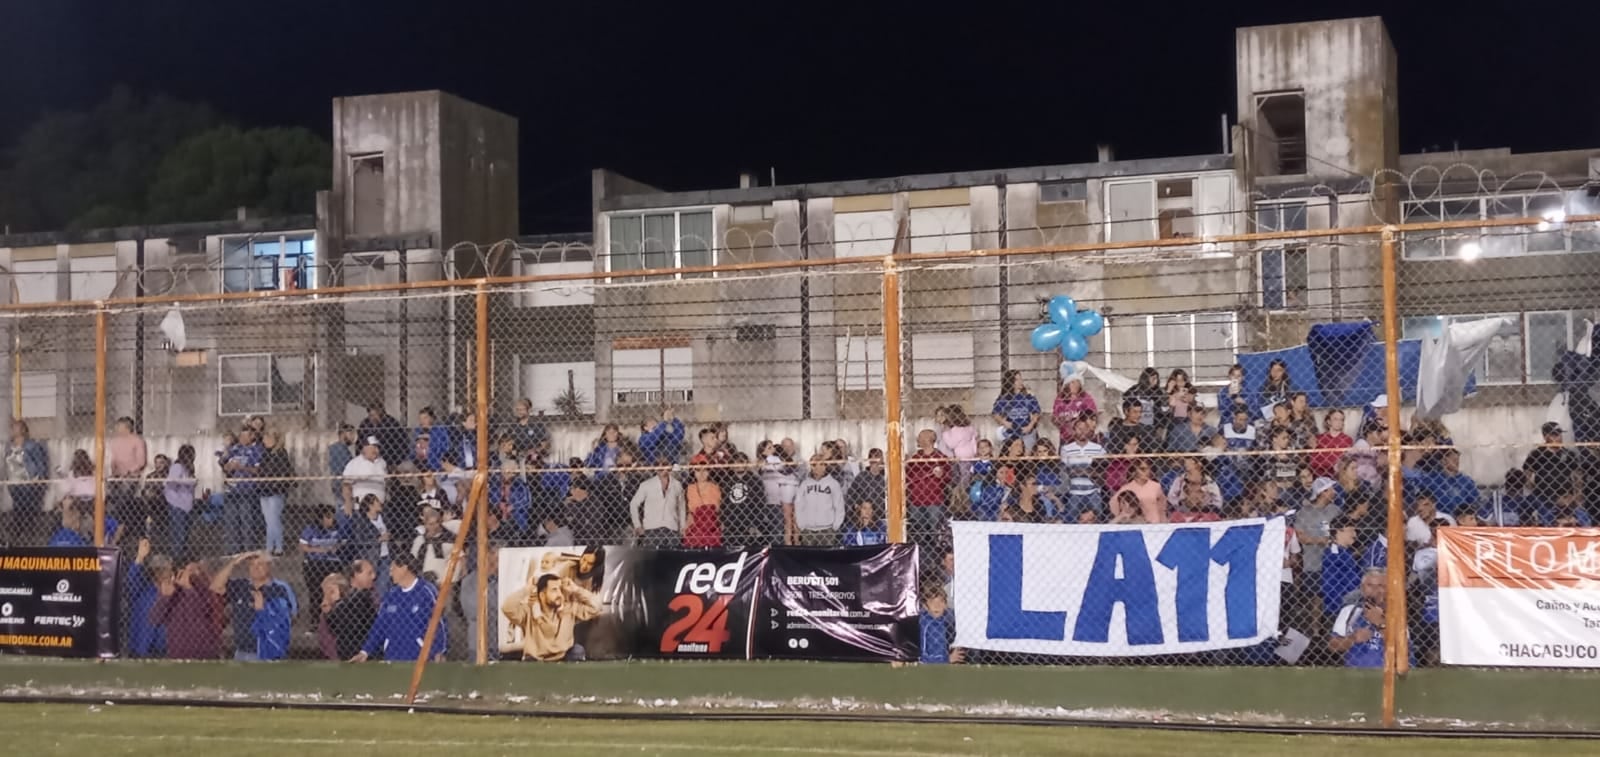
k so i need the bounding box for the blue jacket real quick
[489,456,534,532]
[363,578,447,661]
[638,418,685,465]
[5,438,48,481]
[249,583,294,661]
[585,442,623,479]
[920,609,955,664]
[417,426,453,471]
[126,563,166,658]
[1321,546,1362,616]
[842,522,887,546]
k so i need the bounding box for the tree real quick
[146,126,330,223]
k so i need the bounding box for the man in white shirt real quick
[343,436,389,509]
[630,459,686,548]
[1059,417,1106,521]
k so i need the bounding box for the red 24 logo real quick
[660,594,733,654]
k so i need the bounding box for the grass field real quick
[0,704,1591,757]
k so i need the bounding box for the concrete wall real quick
[331,91,445,239]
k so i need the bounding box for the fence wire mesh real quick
[0,169,1595,691]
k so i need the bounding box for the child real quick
[841,500,887,546]
[1320,515,1362,617]
[919,585,963,664]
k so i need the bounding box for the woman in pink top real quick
[1052,376,1097,444]
[939,405,978,489]
[1115,458,1167,524]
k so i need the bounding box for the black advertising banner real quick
[0,547,121,658]
[753,545,920,662]
[622,547,765,660]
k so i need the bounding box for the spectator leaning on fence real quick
[210,552,295,662]
[352,551,447,663]
[149,558,222,660]
[630,458,686,548]
[328,559,379,661]
[4,420,49,546]
[1329,568,1396,669]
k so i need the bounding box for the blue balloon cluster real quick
[1029,295,1104,362]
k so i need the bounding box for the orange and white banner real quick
[1438,527,1600,667]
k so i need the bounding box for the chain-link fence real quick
[2,179,1598,726]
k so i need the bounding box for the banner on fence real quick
[1439,527,1600,667]
[752,545,919,662]
[494,545,916,661]
[950,519,1284,656]
[0,547,121,658]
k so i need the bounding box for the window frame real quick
[1253,200,1310,312]
[1108,311,1239,384]
[217,353,307,417]
[221,233,318,293]
[603,207,719,279]
[1399,191,1600,260]
[611,346,695,406]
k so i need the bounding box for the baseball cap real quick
[364,435,380,447]
[1311,477,1337,499]
[1542,421,1565,436]
[1371,394,1389,408]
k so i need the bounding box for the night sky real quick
[3,1,1597,233]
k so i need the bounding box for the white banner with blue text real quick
[951,519,1285,656]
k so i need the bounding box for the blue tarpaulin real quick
[1235,321,1474,410]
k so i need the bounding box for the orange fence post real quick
[474,283,491,665]
[881,258,906,544]
[91,305,108,548]
[1378,228,1410,727]
[406,472,485,703]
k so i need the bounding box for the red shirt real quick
[684,481,722,548]
[906,449,950,508]
[1310,433,1353,478]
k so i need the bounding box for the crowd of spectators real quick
[1,355,1593,667]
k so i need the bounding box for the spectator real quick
[918,585,962,665]
[300,504,345,615]
[316,571,350,660]
[684,466,723,548]
[328,559,379,661]
[991,369,1041,447]
[125,538,168,658]
[149,559,223,660]
[1217,363,1249,418]
[220,428,263,554]
[63,448,96,502]
[490,435,533,535]
[1481,468,1530,526]
[586,424,627,480]
[1052,375,1098,444]
[1060,417,1106,522]
[1334,457,1377,515]
[1539,488,1592,527]
[630,459,687,548]
[210,552,295,662]
[968,466,1009,522]
[842,499,888,545]
[107,416,148,524]
[1203,430,1245,505]
[1166,402,1213,455]
[1523,422,1577,506]
[352,552,447,662]
[939,406,979,488]
[1344,421,1387,490]
[1428,448,1479,516]
[505,398,550,457]
[1222,406,1258,454]
[414,407,451,471]
[1297,477,1342,590]
[1263,427,1299,489]
[1108,398,1158,455]
[3,420,49,546]
[1279,465,1316,512]
[690,427,733,488]
[1109,489,1145,525]
[1002,472,1051,523]
[757,441,798,539]
[905,430,951,544]
[972,439,996,480]
[1123,368,1163,429]
[164,445,198,562]
[1287,393,1317,450]
[1310,410,1353,479]
[822,440,857,494]
[345,493,393,592]
[721,452,774,546]
[1340,487,1385,557]
[1329,569,1390,669]
[638,407,685,467]
[1169,479,1223,523]
[845,448,887,518]
[359,404,408,467]
[460,543,501,662]
[49,498,120,547]
[438,413,480,506]
[1030,439,1065,511]
[501,571,600,662]
[342,436,388,512]
[1115,458,1166,524]
[1165,456,1222,512]
[1102,434,1140,494]
[1405,492,1456,546]
[1258,359,1294,416]
[415,471,455,522]
[328,423,357,510]
[793,455,846,545]
[258,431,294,556]
[412,503,456,583]
[1320,516,1362,617]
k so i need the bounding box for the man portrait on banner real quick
[501,568,602,661]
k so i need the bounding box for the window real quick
[909,207,972,253]
[612,347,693,405]
[524,361,597,415]
[1525,310,1598,384]
[350,153,385,236]
[1255,202,1309,311]
[911,332,975,388]
[1105,174,1234,243]
[1253,91,1307,175]
[836,335,885,391]
[69,256,118,301]
[1401,314,1521,385]
[218,354,307,416]
[606,210,715,275]
[223,235,317,293]
[1108,312,1238,383]
[1401,191,1600,259]
[834,210,896,259]
[19,372,56,419]
[10,259,58,304]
